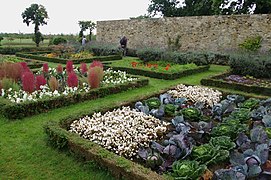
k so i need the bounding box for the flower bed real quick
[201,72,271,96]
[0,61,148,119]
[106,59,210,80]
[45,85,271,179]
[16,52,122,64]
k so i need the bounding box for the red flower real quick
[131,62,138,67]
[66,60,74,73]
[67,72,78,87]
[22,72,35,93]
[43,63,49,73]
[165,64,171,71]
[35,75,47,90]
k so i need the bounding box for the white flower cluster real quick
[102,68,137,85]
[167,84,222,107]
[69,106,169,159]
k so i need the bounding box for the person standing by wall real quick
[120,36,128,56]
[81,36,87,51]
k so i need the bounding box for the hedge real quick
[106,65,210,80]
[44,89,174,180]
[1,78,148,119]
[200,72,271,96]
[16,52,122,64]
[0,47,52,55]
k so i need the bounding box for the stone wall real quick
[96,14,271,52]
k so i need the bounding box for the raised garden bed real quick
[201,72,271,96]
[16,52,122,64]
[44,84,271,179]
[106,59,210,80]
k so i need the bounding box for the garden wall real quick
[96,14,271,52]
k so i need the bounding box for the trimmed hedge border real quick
[0,47,52,55]
[106,65,210,80]
[44,89,174,180]
[1,78,148,120]
[16,52,122,64]
[200,72,271,96]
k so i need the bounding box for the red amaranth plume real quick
[66,60,74,73]
[22,71,35,93]
[19,62,31,73]
[90,60,103,70]
[42,63,49,73]
[80,63,88,75]
[35,75,47,90]
[67,72,78,87]
[56,64,63,74]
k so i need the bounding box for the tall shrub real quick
[0,62,23,82]
[19,62,31,73]
[88,66,103,88]
[67,72,78,87]
[90,60,103,69]
[48,76,59,91]
[35,75,47,90]
[42,63,49,73]
[56,64,63,74]
[66,60,73,73]
[80,62,88,75]
[22,71,35,93]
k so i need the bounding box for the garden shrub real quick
[239,36,262,52]
[88,67,104,88]
[21,72,35,93]
[80,63,88,75]
[1,78,20,91]
[67,72,78,88]
[35,75,47,90]
[56,64,63,74]
[50,37,68,45]
[230,54,271,78]
[66,60,73,73]
[0,46,52,55]
[88,44,122,56]
[137,48,165,63]
[48,76,59,91]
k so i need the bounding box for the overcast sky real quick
[0,0,150,35]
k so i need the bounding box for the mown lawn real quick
[0,64,265,179]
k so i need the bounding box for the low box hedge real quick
[44,90,174,180]
[1,78,148,120]
[16,52,122,64]
[0,47,52,55]
[105,65,210,80]
[200,72,271,96]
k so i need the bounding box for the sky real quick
[0,0,151,35]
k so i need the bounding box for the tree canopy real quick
[22,4,49,47]
[148,0,271,17]
[78,21,96,41]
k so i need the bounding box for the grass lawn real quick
[0,61,267,179]
[1,38,49,47]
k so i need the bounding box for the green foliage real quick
[50,37,68,45]
[209,136,236,151]
[145,97,161,110]
[171,160,207,180]
[229,54,271,79]
[191,144,229,165]
[137,48,164,63]
[0,36,3,46]
[239,36,262,52]
[0,46,51,55]
[240,98,260,110]
[228,108,251,123]
[21,4,49,47]
[88,44,122,56]
[78,21,96,41]
[164,104,177,116]
[181,107,202,121]
[1,78,20,91]
[148,0,271,17]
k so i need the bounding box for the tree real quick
[22,4,49,47]
[0,36,3,46]
[78,21,96,41]
[147,0,271,17]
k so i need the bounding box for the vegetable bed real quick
[106,59,210,80]
[44,84,271,179]
[201,72,271,96]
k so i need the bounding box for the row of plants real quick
[136,48,231,65]
[0,46,52,55]
[15,52,122,64]
[201,72,271,97]
[107,59,210,80]
[0,61,148,119]
[46,84,271,179]
[0,55,44,69]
